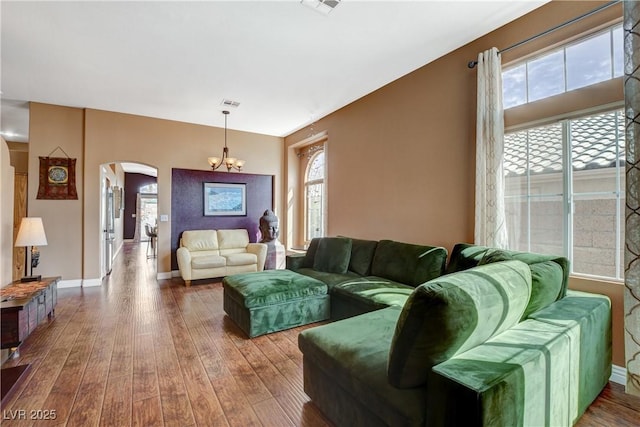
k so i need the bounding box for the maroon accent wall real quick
[171,168,274,270]
[124,173,157,239]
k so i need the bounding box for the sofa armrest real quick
[428,357,526,427]
[246,243,268,271]
[176,247,192,280]
[286,253,306,270]
[429,318,588,427]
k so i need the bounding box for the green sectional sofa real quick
[297,241,612,427]
[287,237,448,320]
[223,236,448,338]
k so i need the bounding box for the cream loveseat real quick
[176,229,267,286]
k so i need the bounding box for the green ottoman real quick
[223,269,330,338]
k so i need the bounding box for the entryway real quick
[99,162,157,280]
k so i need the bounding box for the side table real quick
[1,276,60,358]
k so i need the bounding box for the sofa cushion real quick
[299,307,428,426]
[303,238,321,268]
[313,237,352,274]
[447,243,570,299]
[225,252,258,267]
[223,270,327,308]
[333,277,414,309]
[218,229,250,250]
[445,243,489,274]
[295,268,360,289]
[347,238,378,276]
[191,253,226,269]
[181,230,219,252]
[479,249,565,318]
[370,240,447,287]
[387,260,532,388]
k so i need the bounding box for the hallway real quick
[1,242,330,426]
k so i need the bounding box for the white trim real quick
[82,278,102,288]
[610,364,626,385]
[171,270,181,278]
[57,279,82,289]
[157,272,172,280]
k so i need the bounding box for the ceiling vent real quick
[301,0,341,15]
[221,99,241,108]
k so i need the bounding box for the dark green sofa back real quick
[303,237,446,287]
[371,240,447,287]
[388,260,533,388]
[447,243,569,318]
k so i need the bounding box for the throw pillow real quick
[347,238,378,276]
[303,238,321,268]
[371,240,447,287]
[313,237,352,274]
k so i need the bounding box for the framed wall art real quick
[204,182,246,216]
[37,155,78,200]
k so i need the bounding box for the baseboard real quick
[610,364,626,385]
[157,272,172,280]
[57,279,82,288]
[82,278,102,287]
[171,270,181,278]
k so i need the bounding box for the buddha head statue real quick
[259,209,279,243]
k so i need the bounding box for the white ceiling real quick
[1,0,548,144]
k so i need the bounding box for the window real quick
[504,108,625,280]
[503,24,623,108]
[304,150,325,244]
[140,183,157,194]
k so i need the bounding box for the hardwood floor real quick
[1,242,639,426]
[1,243,330,427]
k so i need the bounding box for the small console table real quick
[1,276,59,357]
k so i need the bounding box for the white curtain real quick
[474,47,508,248]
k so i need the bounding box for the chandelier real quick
[208,110,245,172]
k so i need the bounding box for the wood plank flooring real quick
[1,242,639,426]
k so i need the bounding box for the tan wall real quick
[1,138,15,286]
[83,109,283,279]
[284,1,625,366]
[28,103,84,281]
[28,105,282,282]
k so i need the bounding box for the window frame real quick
[503,104,625,282]
[303,149,325,246]
[502,22,623,109]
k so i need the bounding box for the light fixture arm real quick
[208,110,245,172]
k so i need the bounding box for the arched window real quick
[304,150,325,243]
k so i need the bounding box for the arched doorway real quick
[99,161,157,279]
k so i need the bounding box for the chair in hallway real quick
[145,224,157,259]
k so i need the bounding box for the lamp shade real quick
[15,217,48,247]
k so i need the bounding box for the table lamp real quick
[15,217,48,282]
